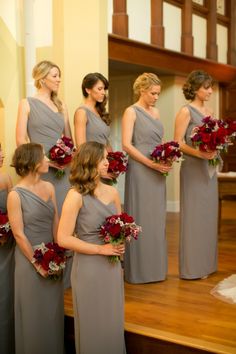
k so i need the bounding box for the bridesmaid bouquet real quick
[191,116,236,166]
[48,136,76,178]
[150,141,183,176]
[32,242,66,279]
[0,211,12,246]
[100,212,141,263]
[106,151,128,185]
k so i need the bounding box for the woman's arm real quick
[48,183,59,242]
[57,189,124,256]
[7,190,47,276]
[122,107,171,173]
[174,106,217,160]
[15,99,30,146]
[74,108,87,148]
[113,187,122,214]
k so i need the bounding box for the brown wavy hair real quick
[70,141,105,195]
[11,143,44,177]
[133,73,162,100]
[32,60,63,112]
[81,73,110,125]
[182,70,213,100]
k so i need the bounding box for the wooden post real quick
[150,0,164,47]
[112,0,128,37]
[228,0,236,65]
[206,0,218,60]
[181,0,193,55]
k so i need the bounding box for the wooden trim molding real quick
[112,0,128,37]
[150,0,164,47]
[181,0,193,55]
[206,0,218,61]
[108,34,236,83]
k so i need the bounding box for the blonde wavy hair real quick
[70,142,105,195]
[133,73,162,100]
[32,60,63,112]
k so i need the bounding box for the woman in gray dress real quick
[122,73,172,284]
[15,60,72,215]
[0,144,14,354]
[16,60,73,288]
[174,70,218,279]
[58,142,126,354]
[7,143,64,354]
[74,72,111,148]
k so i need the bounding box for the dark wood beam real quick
[108,34,236,83]
[112,0,128,37]
[206,0,218,60]
[228,0,236,66]
[181,0,193,55]
[150,0,164,47]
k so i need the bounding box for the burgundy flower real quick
[107,151,128,184]
[99,212,141,263]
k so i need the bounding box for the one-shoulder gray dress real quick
[179,105,218,279]
[77,105,110,145]
[124,105,167,284]
[27,97,70,215]
[13,187,64,354]
[71,194,126,354]
[27,97,72,289]
[0,189,15,354]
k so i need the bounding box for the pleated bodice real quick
[27,97,65,153]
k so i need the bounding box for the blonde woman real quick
[16,60,73,287]
[16,60,72,215]
[122,73,171,284]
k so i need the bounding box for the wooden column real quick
[228,0,236,65]
[112,0,128,37]
[181,0,193,55]
[206,0,218,60]
[150,0,164,47]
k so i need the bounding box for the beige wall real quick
[0,7,24,179]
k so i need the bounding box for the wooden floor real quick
[64,201,236,354]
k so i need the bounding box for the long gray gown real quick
[0,189,15,354]
[71,194,126,354]
[27,97,72,288]
[13,187,64,354]
[124,105,167,284]
[179,105,218,279]
[77,105,110,145]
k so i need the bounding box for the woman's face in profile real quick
[43,67,61,93]
[97,150,109,176]
[195,83,213,102]
[87,80,106,103]
[36,154,49,175]
[141,85,161,107]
